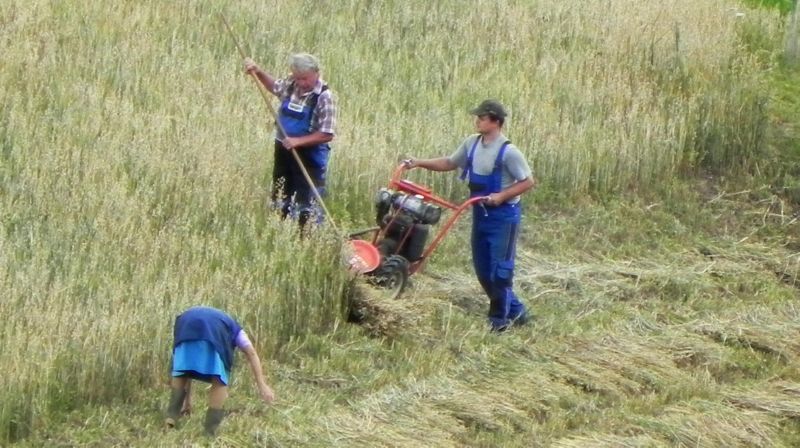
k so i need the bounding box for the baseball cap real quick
[470,99,507,119]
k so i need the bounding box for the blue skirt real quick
[171,340,230,385]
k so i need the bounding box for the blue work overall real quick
[273,85,330,225]
[462,139,527,330]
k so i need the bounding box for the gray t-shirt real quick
[448,134,533,204]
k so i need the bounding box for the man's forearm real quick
[251,68,277,95]
[416,157,456,172]
[497,177,536,203]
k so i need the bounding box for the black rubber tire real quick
[369,254,409,299]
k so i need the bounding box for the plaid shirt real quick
[272,77,337,138]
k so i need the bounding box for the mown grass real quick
[1,0,799,446]
[11,189,800,447]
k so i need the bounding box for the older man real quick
[245,53,337,226]
[406,99,536,332]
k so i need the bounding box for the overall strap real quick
[490,140,511,193]
[459,137,482,181]
[493,141,511,171]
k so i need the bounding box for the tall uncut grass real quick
[787,1,800,65]
[0,0,788,443]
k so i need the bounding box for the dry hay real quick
[306,339,577,447]
[346,265,493,339]
[552,433,664,448]
[724,381,800,420]
[641,400,775,447]
[552,402,775,448]
[542,336,699,400]
[554,401,776,448]
[317,378,472,448]
[347,279,424,339]
[316,366,572,447]
[691,308,800,362]
[431,355,578,433]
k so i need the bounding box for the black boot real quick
[204,408,225,437]
[164,387,187,428]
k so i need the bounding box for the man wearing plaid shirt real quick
[245,53,337,226]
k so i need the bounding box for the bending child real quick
[164,306,275,436]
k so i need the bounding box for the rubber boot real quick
[164,387,187,428]
[203,408,225,437]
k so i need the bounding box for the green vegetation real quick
[741,0,796,15]
[1,0,799,446]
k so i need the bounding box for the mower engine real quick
[373,188,442,262]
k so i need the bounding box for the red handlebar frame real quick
[387,163,487,275]
[389,164,459,211]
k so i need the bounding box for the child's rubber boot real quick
[164,387,187,428]
[203,408,225,437]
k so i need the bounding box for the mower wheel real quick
[370,254,409,299]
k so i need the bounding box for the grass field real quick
[1,0,799,446]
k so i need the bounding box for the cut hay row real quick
[625,400,776,447]
[726,381,800,419]
[254,324,792,447]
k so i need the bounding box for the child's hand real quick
[259,384,275,404]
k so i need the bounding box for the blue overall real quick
[461,139,527,330]
[273,85,330,225]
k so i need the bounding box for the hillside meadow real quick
[1,0,799,446]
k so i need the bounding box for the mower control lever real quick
[477,199,490,217]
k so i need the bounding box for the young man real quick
[164,306,275,436]
[406,99,536,332]
[244,53,337,226]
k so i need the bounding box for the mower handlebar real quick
[392,162,411,181]
[468,196,490,205]
[390,163,491,210]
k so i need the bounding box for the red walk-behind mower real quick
[347,163,486,299]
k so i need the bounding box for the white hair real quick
[289,53,320,73]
